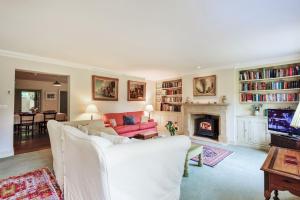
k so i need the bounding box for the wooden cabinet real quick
[237,116,270,149]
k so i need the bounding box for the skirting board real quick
[0,149,14,158]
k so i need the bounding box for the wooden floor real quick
[14,132,51,155]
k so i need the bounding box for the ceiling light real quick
[53,80,62,87]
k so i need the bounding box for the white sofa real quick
[48,120,191,200]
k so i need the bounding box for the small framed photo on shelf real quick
[193,75,216,96]
[45,92,57,100]
[92,75,119,101]
[127,80,146,101]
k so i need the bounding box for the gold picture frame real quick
[127,80,146,101]
[92,75,119,101]
[193,75,216,96]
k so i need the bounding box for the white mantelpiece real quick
[182,103,229,143]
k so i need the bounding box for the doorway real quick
[14,70,69,154]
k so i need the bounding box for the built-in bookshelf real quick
[156,79,182,112]
[239,62,300,104]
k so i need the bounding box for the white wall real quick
[15,79,68,112]
[182,68,237,143]
[0,55,155,158]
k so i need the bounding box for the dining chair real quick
[41,111,57,134]
[19,113,35,139]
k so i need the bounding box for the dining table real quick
[14,112,67,125]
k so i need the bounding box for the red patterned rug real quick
[0,168,62,200]
[192,145,233,167]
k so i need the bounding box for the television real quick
[268,109,300,136]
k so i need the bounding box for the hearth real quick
[194,115,219,140]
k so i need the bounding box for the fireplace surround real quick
[183,103,229,143]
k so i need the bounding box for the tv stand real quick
[270,133,300,150]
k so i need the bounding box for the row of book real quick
[240,93,299,102]
[240,80,300,91]
[161,103,181,112]
[239,64,300,80]
[161,89,182,95]
[162,80,182,88]
[161,96,182,103]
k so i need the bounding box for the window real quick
[15,90,41,113]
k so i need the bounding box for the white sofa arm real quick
[106,135,191,200]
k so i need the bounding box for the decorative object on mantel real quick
[185,97,192,104]
[252,104,263,116]
[220,95,227,104]
[193,75,216,96]
[165,121,178,136]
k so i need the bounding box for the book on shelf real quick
[240,80,300,91]
[161,103,181,112]
[240,93,299,103]
[161,96,182,103]
[161,89,182,95]
[239,64,300,81]
[162,80,182,88]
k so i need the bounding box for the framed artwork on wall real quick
[193,75,216,96]
[45,91,57,100]
[127,80,146,101]
[92,75,119,101]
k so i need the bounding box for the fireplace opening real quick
[194,115,219,140]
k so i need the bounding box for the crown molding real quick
[0,49,143,79]
[156,53,300,80]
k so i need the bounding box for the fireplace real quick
[194,115,219,140]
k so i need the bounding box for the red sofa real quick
[102,111,157,137]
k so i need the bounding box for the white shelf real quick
[240,101,299,104]
[239,75,300,82]
[161,86,182,90]
[161,102,182,105]
[240,88,300,93]
[161,94,182,97]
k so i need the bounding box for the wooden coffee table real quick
[134,131,159,140]
[261,146,300,200]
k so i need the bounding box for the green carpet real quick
[180,141,299,200]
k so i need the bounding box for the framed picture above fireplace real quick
[193,75,216,96]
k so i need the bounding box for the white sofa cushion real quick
[100,132,131,144]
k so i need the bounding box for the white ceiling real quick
[0,0,300,79]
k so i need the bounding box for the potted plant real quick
[165,121,178,136]
[252,104,263,116]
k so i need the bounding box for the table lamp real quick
[291,102,300,128]
[145,104,154,120]
[85,104,99,120]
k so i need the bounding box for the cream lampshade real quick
[145,104,154,120]
[85,104,99,120]
[291,102,300,128]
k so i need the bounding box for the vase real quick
[254,111,259,116]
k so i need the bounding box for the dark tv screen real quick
[268,109,300,135]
